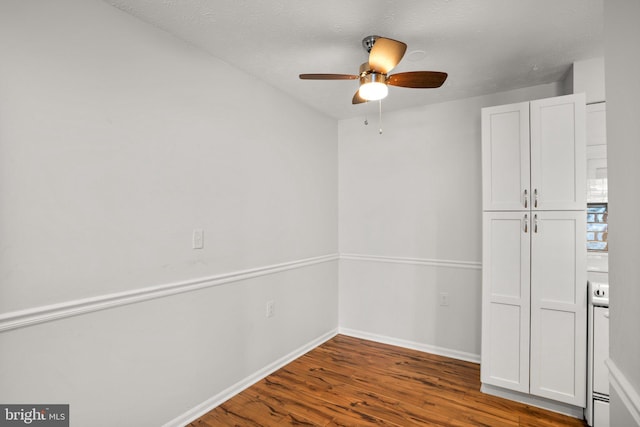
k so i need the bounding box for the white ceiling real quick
[105,0,603,120]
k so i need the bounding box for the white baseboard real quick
[338,327,480,364]
[481,384,585,419]
[606,358,640,426]
[162,328,338,427]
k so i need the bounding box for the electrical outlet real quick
[266,300,275,318]
[439,292,450,306]
[192,229,204,249]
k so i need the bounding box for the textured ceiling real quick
[104,0,603,119]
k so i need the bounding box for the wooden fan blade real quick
[387,71,448,88]
[368,37,407,74]
[299,73,358,80]
[352,90,367,104]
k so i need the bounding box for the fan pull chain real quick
[378,100,383,134]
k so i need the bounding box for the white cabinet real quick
[482,211,531,393]
[481,93,587,408]
[482,94,586,211]
[482,210,587,405]
[529,211,587,405]
[481,102,530,211]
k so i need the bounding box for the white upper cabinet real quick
[530,94,586,210]
[482,94,586,211]
[482,102,530,211]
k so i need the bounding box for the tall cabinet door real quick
[529,210,587,406]
[482,102,530,211]
[481,211,531,393]
[530,94,586,211]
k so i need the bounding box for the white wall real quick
[2,0,624,424]
[338,83,562,360]
[604,1,640,425]
[0,1,338,426]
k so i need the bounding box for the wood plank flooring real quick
[189,335,588,426]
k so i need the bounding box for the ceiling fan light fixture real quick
[298,36,447,106]
[359,73,388,101]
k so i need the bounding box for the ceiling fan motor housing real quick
[359,61,385,78]
[359,71,386,86]
[362,35,380,53]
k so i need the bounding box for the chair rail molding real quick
[340,253,482,270]
[1,253,480,333]
[0,254,339,333]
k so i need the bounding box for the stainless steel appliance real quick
[586,281,610,426]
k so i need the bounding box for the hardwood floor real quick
[189,335,588,426]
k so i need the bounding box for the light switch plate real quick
[192,229,204,249]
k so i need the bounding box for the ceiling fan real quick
[299,35,448,104]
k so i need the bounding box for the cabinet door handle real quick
[524,214,528,233]
[534,214,538,233]
[523,189,528,208]
[534,188,538,208]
